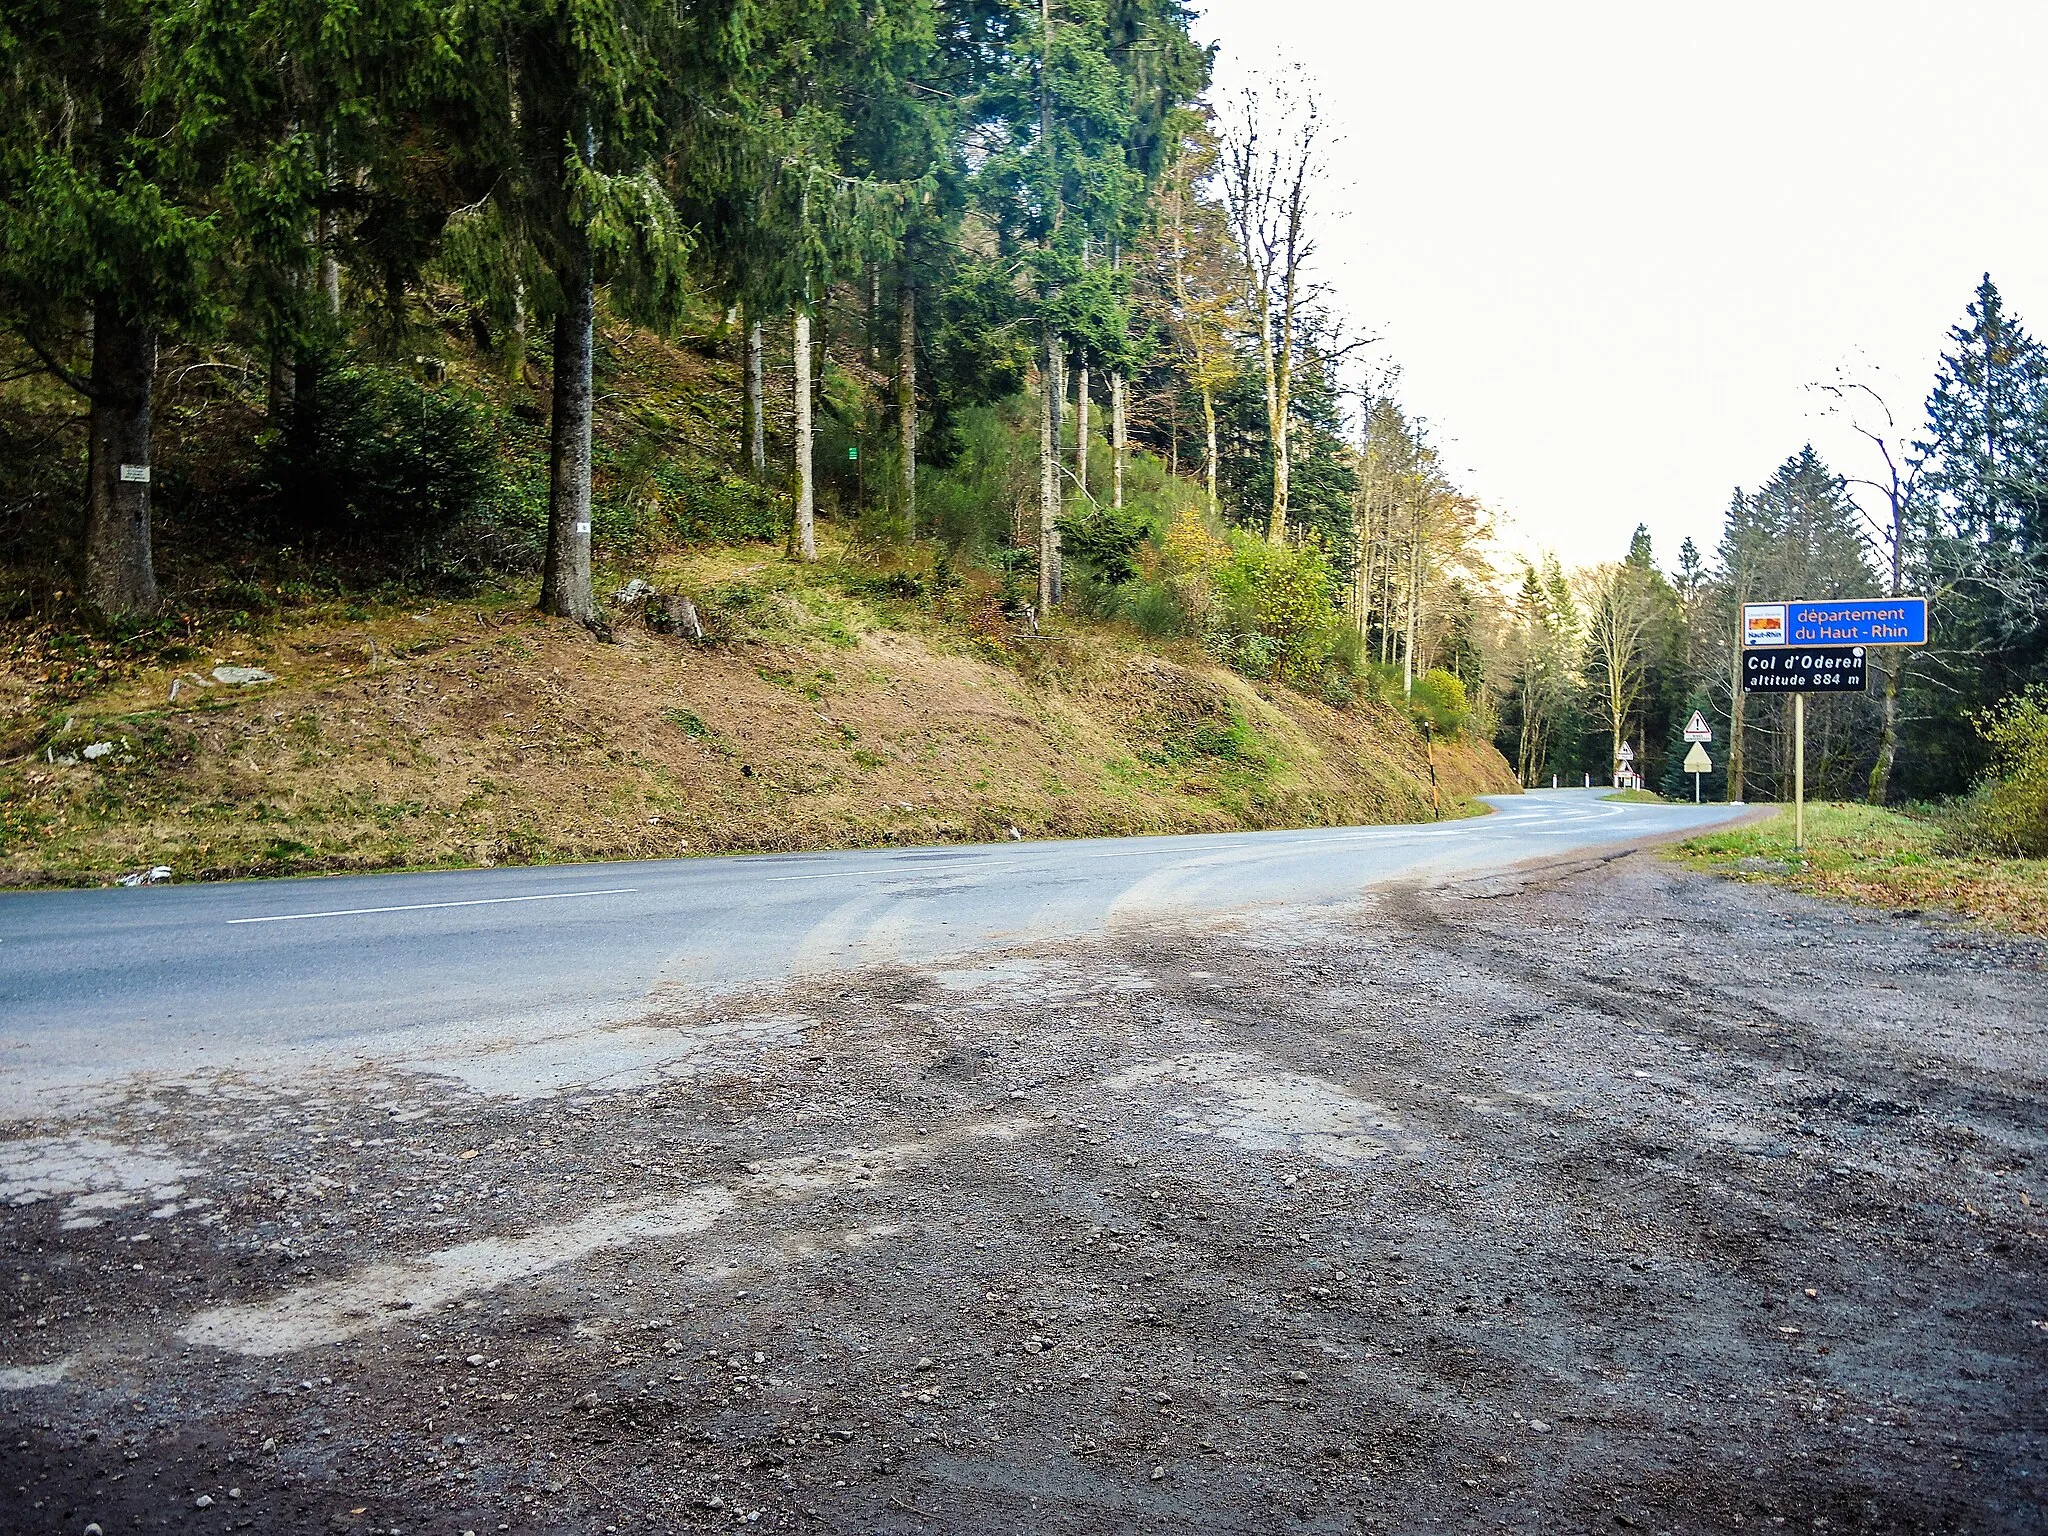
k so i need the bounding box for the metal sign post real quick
[1682,741,1711,802]
[1793,692,1805,852]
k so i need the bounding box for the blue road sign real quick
[1742,597,1927,647]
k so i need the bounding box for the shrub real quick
[1121,578,1185,638]
[1058,502,1152,587]
[1406,668,1471,736]
[661,462,785,545]
[267,362,499,555]
[1942,685,2048,856]
[1208,531,1344,686]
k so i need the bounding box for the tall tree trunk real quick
[1257,298,1285,543]
[1728,637,1746,802]
[267,344,297,421]
[746,316,765,473]
[540,258,598,623]
[506,280,528,380]
[318,129,341,316]
[83,304,160,620]
[1378,527,1394,666]
[1051,351,1064,463]
[867,263,880,368]
[319,211,340,317]
[1270,401,1291,544]
[897,273,916,538]
[1867,497,1908,804]
[1402,505,1421,695]
[1867,653,1901,804]
[1110,369,1125,510]
[1038,0,1059,606]
[1201,386,1219,518]
[1075,361,1090,498]
[1039,328,1061,615]
[1517,689,1538,786]
[793,308,816,560]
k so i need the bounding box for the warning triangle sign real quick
[1683,710,1712,742]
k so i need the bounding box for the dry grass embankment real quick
[1673,801,2048,936]
[0,546,1515,887]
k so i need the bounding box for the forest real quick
[1494,276,2048,855]
[1,0,2043,857]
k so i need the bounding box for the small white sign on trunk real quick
[119,464,151,483]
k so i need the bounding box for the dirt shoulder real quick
[0,552,1512,887]
[3,854,2042,1533]
[1674,801,2048,937]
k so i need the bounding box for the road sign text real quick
[1743,598,1927,647]
[1743,647,1867,693]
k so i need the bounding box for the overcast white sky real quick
[1193,0,2048,573]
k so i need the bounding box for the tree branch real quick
[15,324,94,399]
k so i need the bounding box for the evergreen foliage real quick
[1,2,2041,859]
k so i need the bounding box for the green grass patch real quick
[1601,788,1665,804]
[662,708,713,739]
[1673,801,2048,935]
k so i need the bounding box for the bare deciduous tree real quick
[1580,561,1656,783]
[1158,119,1244,520]
[1814,372,1923,803]
[1219,75,1321,544]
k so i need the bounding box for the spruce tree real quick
[1914,274,2048,728]
[0,0,223,618]
[453,0,730,624]
[1920,275,2048,553]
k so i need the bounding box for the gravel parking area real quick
[4,852,2044,1534]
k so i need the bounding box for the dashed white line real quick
[226,888,638,925]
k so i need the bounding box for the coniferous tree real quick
[455,0,735,622]
[1910,276,2048,783]
[0,0,228,618]
[1698,449,1880,801]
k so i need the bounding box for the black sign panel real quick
[1743,646,1867,693]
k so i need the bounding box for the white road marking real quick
[0,1358,72,1390]
[179,1122,1038,1356]
[762,826,1476,884]
[225,888,638,925]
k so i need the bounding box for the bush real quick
[1121,578,1185,638]
[267,362,500,555]
[914,402,1037,559]
[1206,530,1344,686]
[661,462,786,545]
[1406,669,1471,736]
[1059,501,1152,587]
[1943,685,2048,856]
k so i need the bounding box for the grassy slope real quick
[1672,801,2048,937]
[0,543,1515,886]
[0,299,1518,886]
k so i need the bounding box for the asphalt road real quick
[0,789,1749,1106]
